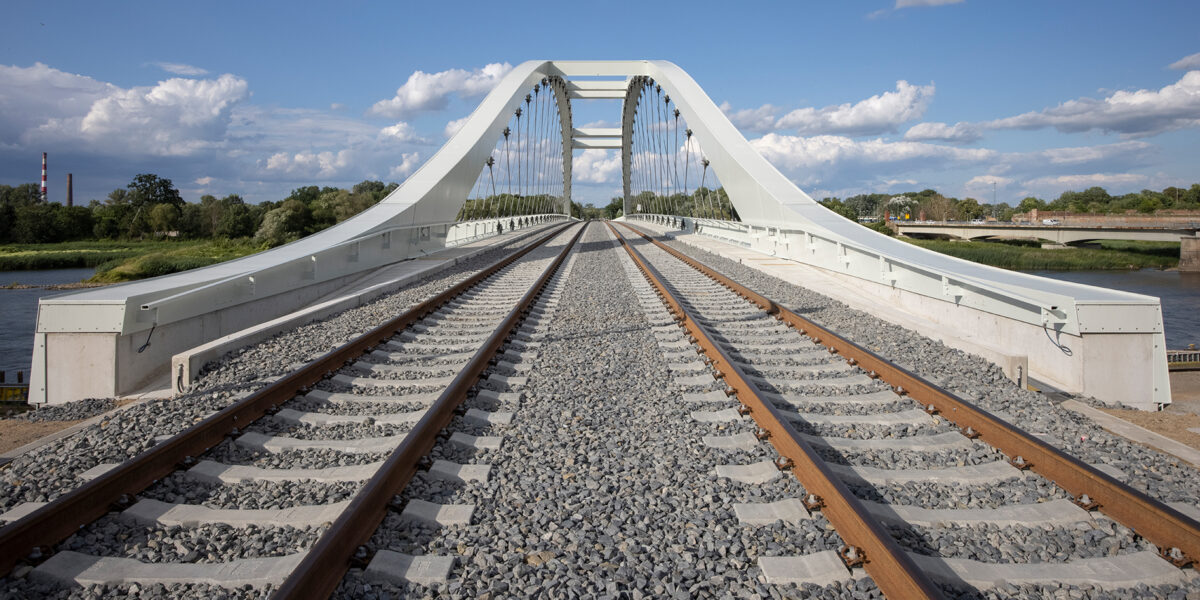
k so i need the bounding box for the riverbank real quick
[0,239,265,283]
[901,238,1179,270]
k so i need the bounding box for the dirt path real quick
[1100,371,1200,455]
[0,419,85,455]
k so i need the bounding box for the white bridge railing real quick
[136,214,568,332]
[626,213,1076,334]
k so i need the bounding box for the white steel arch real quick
[605,60,1169,408]
[31,61,573,404]
[31,60,1169,409]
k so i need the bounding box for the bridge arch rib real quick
[600,60,1169,409]
[31,60,575,404]
[31,60,1170,410]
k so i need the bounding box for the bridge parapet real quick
[628,214,1170,409]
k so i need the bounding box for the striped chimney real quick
[41,152,47,202]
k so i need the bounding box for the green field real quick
[901,238,1180,270]
[0,239,267,283]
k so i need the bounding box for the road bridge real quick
[897,221,1198,246]
[31,60,1170,410]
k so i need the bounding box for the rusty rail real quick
[606,222,945,600]
[272,222,586,599]
[618,221,1200,570]
[0,221,575,578]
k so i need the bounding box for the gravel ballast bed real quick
[657,232,1200,504]
[0,231,546,513]
[341,223,849,599]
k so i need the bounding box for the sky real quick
[1,0,1198,208]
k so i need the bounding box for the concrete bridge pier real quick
[1182,236,1200,272]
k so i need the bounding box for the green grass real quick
[88,239,266,283]
[0,239,267,282]
[0,240,173,270]
[901,238,1180,270]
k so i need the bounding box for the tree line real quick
[818,184,1200,223]
[0,175,398,246]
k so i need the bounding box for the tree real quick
[177,203,206,238]
[13,204,61,243]
[147,203,180,235]
[254,207,299,247]
[956,198,984,220]
[55,206,95,240]
[127,174,184,208]
[603,197,623,219]
[216,203,257,238]
[1017,197,1045,213]
[819,198,858,221]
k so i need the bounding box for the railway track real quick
[0,221,584,598]
[606,221,1199,598]
[1,219,1198,599]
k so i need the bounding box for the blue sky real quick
[1,0,1198,207]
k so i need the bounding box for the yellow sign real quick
[0,386,28,403]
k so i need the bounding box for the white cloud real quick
[330,102,346,111]
[369,63,513,118]
[719,101,781,133]
[153,62,209,76]
[572,149,621,184]
[33,73,249,156]
[1169,52,1200,71]
[750,133,993,172]
[194,176,214,186]
[379,121,419,142]
[986,70,1200,137]
[580,120,618,129]
[444,116,470,138]
[389,152,421,179]
[1024,173,1148,190]
[904,121,981,143]
[1034,141,1153,166]
[896,0,964,7]
[965,174,1012,188]
[264,149,354,178]
[0,63,115,143]
[775,80,934,136]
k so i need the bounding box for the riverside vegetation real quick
[1,175,1197,283]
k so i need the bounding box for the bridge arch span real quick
[31,60,1171,410]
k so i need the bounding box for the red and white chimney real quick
[41,152,47,202]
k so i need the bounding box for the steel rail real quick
[272,221,586,599]
[617,221,1200,569]
[606,222,946,600]
[0,222,575,578]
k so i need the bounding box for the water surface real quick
[0,268,95,380]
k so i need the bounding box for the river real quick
[0,267,1196,383]
[0,268,95,381]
